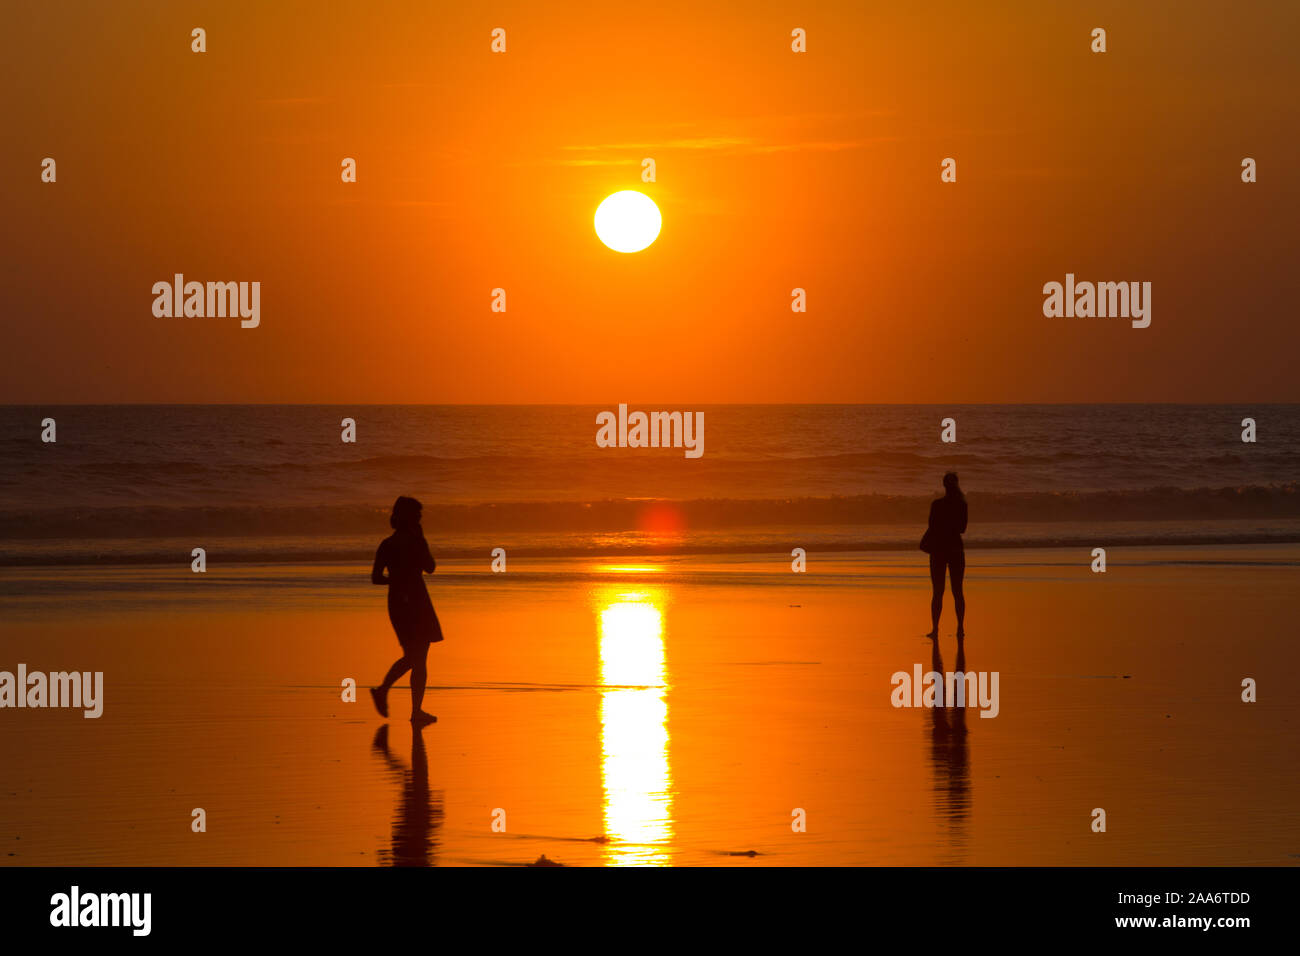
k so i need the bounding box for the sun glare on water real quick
[598,589,673,864]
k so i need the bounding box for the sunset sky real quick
[3,0,1297,403]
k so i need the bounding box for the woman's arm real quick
[421,536,436,574]
[371,546,388,585]
[958,499,968,534]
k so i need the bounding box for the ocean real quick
[2,404,1297,564]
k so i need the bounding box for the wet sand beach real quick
[2,545,1297,866]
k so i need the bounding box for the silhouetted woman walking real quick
[923,472,967,639]
[371,496,442,727]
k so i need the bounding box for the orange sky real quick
[2,0,1297,403]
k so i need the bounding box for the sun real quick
[594,190,662,253]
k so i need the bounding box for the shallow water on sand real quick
[2,547,1297,866]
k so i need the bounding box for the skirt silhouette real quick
[388,588,444,649]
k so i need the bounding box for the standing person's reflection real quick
[927,638,971,861]
[371,724,444,866]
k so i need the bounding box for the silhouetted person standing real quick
[924,472,967,639]
[371,496,442,727]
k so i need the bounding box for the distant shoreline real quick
[4,532,1299,568]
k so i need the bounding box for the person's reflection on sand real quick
[927,637,971,861]
[371,724,444,866]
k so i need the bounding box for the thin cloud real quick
[552,135,886,165]
[561,137,753,152]
[257,96,331,106]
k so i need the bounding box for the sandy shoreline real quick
[2,545,1297,865]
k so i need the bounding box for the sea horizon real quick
[5,403,1298,565]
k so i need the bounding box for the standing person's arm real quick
[958,499,968,535]
[420,535,436,574]
[371,543,389,585]
[928,499,939,530]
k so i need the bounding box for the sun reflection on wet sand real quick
[597,587,673,865]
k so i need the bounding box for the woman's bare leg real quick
[927,554,944,637]
[409,647,427,716]
[380,656,411,692]
[371,656,411,718]
[408,644,436,726]
[951,552,966,637]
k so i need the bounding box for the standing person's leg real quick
[951,550,966,637]
[928,553,946,637]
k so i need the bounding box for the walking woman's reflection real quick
[371,723,444,866]
[927,637,971,861]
